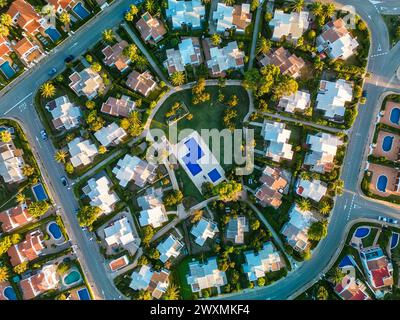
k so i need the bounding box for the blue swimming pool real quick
[45,27,62,42]
[3,286,17,300]
[338,255,353,268]
[183,138,205,176]
[77,288,91,300]
[390,107,400,125]
[377,175,388,192]
[47,222,62,240]
[208,168,221,183]
[391,233,399,249]
[355,227,370,238]
[0,61,16,79]
[32,183,48,201]
[63,270,82,286]
[382,135,394,152]
[73,2,90,19]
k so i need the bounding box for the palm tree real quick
[129,4,139,16]
[299,171,310,181]
[0,24,9,37]
[328,267,344,285]
[224,0,235,6]
[257,37,271,55]
[330,179,344,196]
[290,0,304,13]
[170,71,185,86]
[311,1,324,17]
[145,0,157,14]
[319,201,331,215]
[0,0,8,9]
[16,193,26,204]
[40,82,56,98]
[102,29,115,43]
[123,44,138,61]
[0,13,12,26]
[54,150,68,163]
[164,284,180,300]
[0,266,9,282]
[0,130,12,143]
[297,198,311,211]
[125,12,134,22]
[211,33,221,46]
[191,210,203,223]
[59,12,71,26]
[324,3,335,18]
[134,56,148,71]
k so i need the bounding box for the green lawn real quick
[173,256,196,300]
[361,227,379,247]
[381,15,400,47]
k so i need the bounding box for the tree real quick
[148,248,160,260]
[163,190,183,207]
[59,12,71,25]
[250,0,259,11]
[256,37,271,55]
[290,0,304,13]
[57,262,70,275]
[308,221,328,241]
[316,285,329,300]
[137,255,149,266]
[120,111,142,137]
[311,1,324,17]
[0,266,9,282]
[125,11,135,22]
[319,200,331,215]
[224,0,235,6]
[0,0,8,8]
[16,193,26,204]
[137,290,152,300]
[91,62,102,73]
[212,180,242,202]
[328,267,344,285]
[123,44,138,61]
[211,33,221,46]
[77,206,102,228]
[273,75,298,99]
[22,165,35,177]
[164,284,180,300]
[227,95,239,107]
[85,100,95,110]
[102,29,115,43]
[13,261,28,275]
[86,110,105,132]
[40,82,56,98]
[134,55,148,71]
[296,198,311,212]
[257,277,265,286]
[129,4,139,16]
[0,130,11,142]
[0,24,9,37]
[250,219,260,231]
[55,150,68,163]
[144,0,157,14]
[0,13,12,26]
[170,71,185,86]
[191,210,203,223]
[323,3,335,18]
[65,162,74,174]
[27,201,50,218]
[98,146,107,154]
[243,69,261,91]
[0,236,12,255]
[330,179,344,196]
[142,226,155,246]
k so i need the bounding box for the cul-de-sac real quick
[0,0,399,302]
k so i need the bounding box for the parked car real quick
[40,129,48,141]
[387,217,399,224]
[64,55,74,63]
[61,176,69,188]
[362,90,368,98]
[48,67,57,76]
[378,216,388,223]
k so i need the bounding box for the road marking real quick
[71,42,78,48]
[4,92,33,115]
[35,136,42,149]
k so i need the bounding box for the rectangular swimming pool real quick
[182,137,205,176]
[45,27,62,42]
[208,168,222,183]
[32,183,49,201]
[0,62,16,79]
[77,288,91,300]
[73,2,90,19]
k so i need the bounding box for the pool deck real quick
[0,281,11,300]
[381,101,400,129]
[373,130,400,162]
[368,163,400,197]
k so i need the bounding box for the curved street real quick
[0,0,399,301]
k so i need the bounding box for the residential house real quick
[129,265,170,299]
[103,216,137,252]
[19,264,58,300]
[278,90,311,114]
[317,18,359,60]
[269,9,309,44]
[136,12,167,44]
[255,165,288,208]
[186,257,227,292]
[166,0,205,30]
[13,38,45,67]
[281,204,317,252]
[7,230,45,266]
[316,79,353,121]
[164,37,203,75]
[203,39,245,76]
[258,47,305,79]
[94,122,127,147]
[213,3,252,33]
[226,216,248,244]
[261,121,293,162]
[82,176,119,214]
[101,95,136,118]
[334,274,371,300]
[69,68,104,99]
[156,234,184,263]
[0,141,25,184]
[190,217,219,246]
[45,95,81,131]
[112,154,157,188]
[102,40,130,72]
[0,36,12,65]
[137,193,168,228]
[296,178,327,202]
[126,70,157,97]
[67,137,98,168]
[47,0,76,14]
[304,132,343,174]
[0,202,32,233]
[7,0,47,36]
[360,246,394,291]
[109,255,129,272]
[242,242,284,281]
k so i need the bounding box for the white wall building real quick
[83,176,119,214]
[261,121,293,162]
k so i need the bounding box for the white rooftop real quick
[269,9,309,43]
[137,193,168,228]
[83,176,119,214]
[68,137,98,168]
[186,257,227,292]
[278,90,310,114]
[94,122,127,147]
[47,95,81,130]
[104,216,135,247]
[262,121,293,162]
[166,0,205,29]
[190,217,218,246]
[156,234,184,263]
[296,178,327,202]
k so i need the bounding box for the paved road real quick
[248,0,265,69]
[0,0,141,300]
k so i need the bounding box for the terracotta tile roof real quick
[0,202,32,232]
[7,231,44,266]
[0,36,11,60]
[47,0,75,10]
[7,0,43,35]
